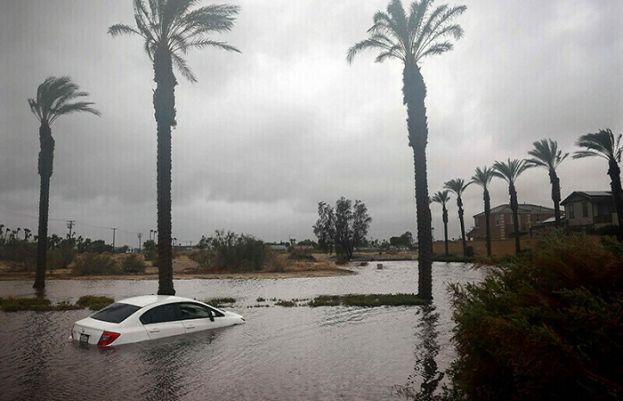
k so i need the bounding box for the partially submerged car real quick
[71,295,245,347]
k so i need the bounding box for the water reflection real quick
[395,305,443,401]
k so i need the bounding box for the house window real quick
[568,204,575,219]
[582,202,589,218]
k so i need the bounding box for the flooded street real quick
[0,262,485,401]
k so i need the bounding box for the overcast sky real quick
[1,0,622,246]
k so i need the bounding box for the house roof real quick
[560,191,612,205]
[473,203,555,218]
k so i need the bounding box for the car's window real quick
[140,303,181,324]
[91,303,140,324]
[179,302,224,319]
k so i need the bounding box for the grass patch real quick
[308,293,427,307]
[76,295,114,311]
[0,297,82,312]
[256,297,265,302]
[275,299,297,307]
[205,297,236,307]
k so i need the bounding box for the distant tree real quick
[109,0,240,295]
[390,231,415,249]
[28,76,100,291]
[297,239,318,248]
[493,159,532,254]
[444,178,470,256]
[313,197,372,260]
[432,190,451,256]
[471,166,495,257]
[313,202,336,253]
[143,240,157,261]
[574,129,623,240]
[526,139,568,227]
[347,0,466,301]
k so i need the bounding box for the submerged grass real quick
[0,297,82,312]
[308,293,426,307]
[76,295,114,311]
[206,297,236,307]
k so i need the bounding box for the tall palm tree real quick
[526,139,568,227]
[347,0,466,300]
[109,0,240,295]
[444,178,470,256]
[493,159,532,255]
[471,166,495,257]
[431,190,451,256]
[574,129,623,239]
[28,76,100,290]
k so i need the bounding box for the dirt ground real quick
[0,253,354,281]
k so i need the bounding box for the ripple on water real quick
[0,262,486,401]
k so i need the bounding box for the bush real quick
[143,240,157,261]
[288,248,316,261]
[449,233,623,401]
[122,253,146,274]
[72,252,120,275]
[191,230,267,272]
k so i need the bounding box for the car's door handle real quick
[149,328,160,333]
[186,326,195,329]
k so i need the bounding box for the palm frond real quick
[444,178,470,196]
[574,129,622,162]
[493,158,532,184]
[28,76,99,125]
[108,23,143,37]
[171,52,196,82]
[471,165,495,189]
[432,190,451,205]
[527,138,568,170]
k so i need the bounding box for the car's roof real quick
[118,295,200,308]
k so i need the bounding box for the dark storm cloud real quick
[0,0,621,244]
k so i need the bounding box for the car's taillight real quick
[97,331,121,347]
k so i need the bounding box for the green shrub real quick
[205,297,235,307]
[76,295,114,310]
[142,240,157,261]
[0,297,81,312]
[72,252,120,275]
[122,253,146,274]
[449,232,623,401]
[192,230,267,272]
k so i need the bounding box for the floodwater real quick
[0,262,485,401]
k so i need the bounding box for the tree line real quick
[433,132,623,258]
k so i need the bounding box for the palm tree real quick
[431,190,451,256]
[574,129,623,239]
[526,139,568,227]
[347,0,466,300]
[28,76,100,290]
[471,166,495,257]
[444,178,470,256]
[493,159,532,254]
[109,0,240,295]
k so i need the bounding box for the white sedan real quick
[71,295,245,347]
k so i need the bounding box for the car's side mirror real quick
[208,309,214,322]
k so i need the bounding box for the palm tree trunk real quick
[34,124,54,291]
[483,189,491,257]
[457,197,466,256]
[442,206,449,256]
[153,47,177,295]
[509,183,521,254]
[549,169,562,227]
[404,61,433,301]
[607,159,623,240]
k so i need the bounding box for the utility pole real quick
[111,228,117,253]
[137,233,143,252]
[149,229,153,241]
[66,220,75,238]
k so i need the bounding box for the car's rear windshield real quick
[91,303,140,323]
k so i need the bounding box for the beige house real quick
[470,204,555,241]
[560,191,617,229]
